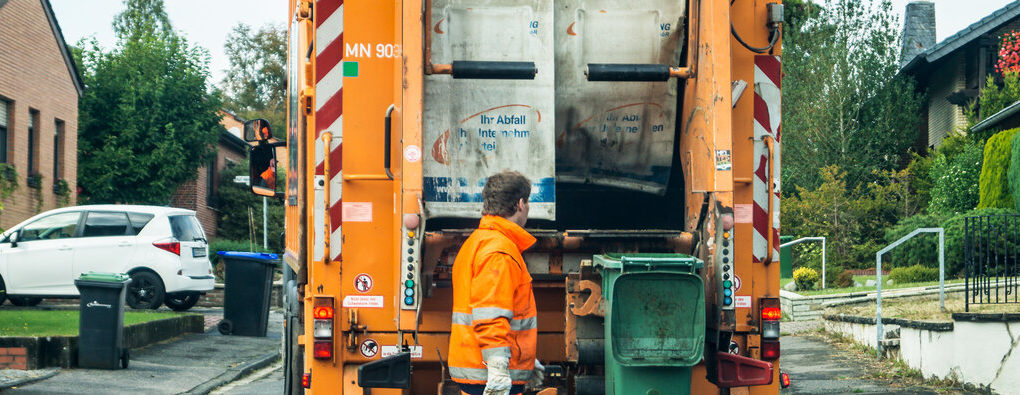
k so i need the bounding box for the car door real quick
[72,211,135,284]
[3,211,82,295]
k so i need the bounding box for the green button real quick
[343,61,359,77]
[405,280,414,288]
[723,280,732,288]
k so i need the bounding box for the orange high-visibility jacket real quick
[448,215,537,385]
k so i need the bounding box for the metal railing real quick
[875,227,944,357]
[780,237,826,288]
[965,214,1020,312]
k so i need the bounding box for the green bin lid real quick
[78,272,130,282]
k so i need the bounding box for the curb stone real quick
[0,368,60,390]
[181,351,281,395]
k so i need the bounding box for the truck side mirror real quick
[250,144,281,198]
[244,119,273,142]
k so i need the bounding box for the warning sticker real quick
[342,295,384,308]
[405,145,422,163]
[381,345,423,359]
[735,204,752,224]
[734,296,752,308]
[360,339,379,358]
[733,274,742,292]
[715,150,732,171]
[343,202,373,222]
[354,273,373,293]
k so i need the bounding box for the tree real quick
[221,23,287,133]
[782,0,924,192]
[214,160,284,251]
[77,0,224,204]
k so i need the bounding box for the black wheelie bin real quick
[74,272,132,369]
[216,251,278,337]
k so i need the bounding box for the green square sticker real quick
[343,61,359,77]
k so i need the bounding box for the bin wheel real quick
[218,319,233,335]
[121,349,129,369]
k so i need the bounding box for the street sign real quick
[233,175,250,185]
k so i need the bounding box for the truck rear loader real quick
[244,0,786,393]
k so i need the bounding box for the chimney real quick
[900,1,936,69]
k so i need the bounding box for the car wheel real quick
[164,293,200,311]
[126,271,165,310]
[8,296,42,307]
[0,276,7,306]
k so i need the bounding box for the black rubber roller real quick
[451,61,537,80]
[586,63,671,82]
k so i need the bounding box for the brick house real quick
[0,0,82,229]
[169,111,248,240]
[900,1,1020,148]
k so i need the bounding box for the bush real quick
[889,264,939,284]
[1010,131,1020,210]
[978,128,1018,209]
[208,238,272,282]
[929,139,983,216]
[887,207,1018,276]
[793,267,819,291]
[885,213,948,268]
[835,270,855,288]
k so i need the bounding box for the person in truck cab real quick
[448,170,544,395]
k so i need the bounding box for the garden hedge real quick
[978,128,1018,209]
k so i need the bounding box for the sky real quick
[48,0,1019,88]
[50,0,288,85]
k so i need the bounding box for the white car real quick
[0,205,215,310]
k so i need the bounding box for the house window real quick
[53,119,64,181]
[27,109,39,176]
[0,100,8,163]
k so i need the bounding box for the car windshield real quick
[169,215,206,242]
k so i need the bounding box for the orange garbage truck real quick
[244,0,785,393]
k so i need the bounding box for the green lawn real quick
[0,310,188,337]
[780,276,965,296]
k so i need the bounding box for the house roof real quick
[900,1,1020,74]
[40,0,84,97]
[219,128,249,154]
[971,100,1020,133]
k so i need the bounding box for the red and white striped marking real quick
[752,55,781,263]
[316,0,344,263]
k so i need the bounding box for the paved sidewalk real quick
[6,310,282,394]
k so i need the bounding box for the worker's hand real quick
[483,354,512,395]
[526,359,545,389]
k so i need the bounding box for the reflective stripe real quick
[472,307,513,321]
[452,312,537,331]
[481,346,511,360]
[452,312,473,325]
[510,316,537,331]
[449,366,533,382]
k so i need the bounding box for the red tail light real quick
[313,341,332,359]
[761,307,781,321]
[302,372,311,388]
[780,371,791,388]
[313,306,333,319]
[762,339,780,360]
[312,298,334,360]
[152,239,181,255]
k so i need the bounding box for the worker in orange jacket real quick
[449,171,544,395]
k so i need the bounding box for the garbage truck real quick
[244,0,785,393]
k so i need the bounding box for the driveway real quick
[7,309,282,394]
